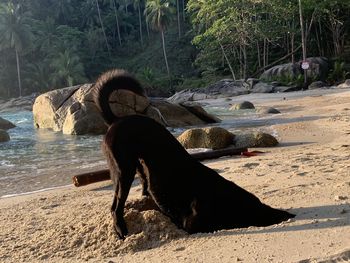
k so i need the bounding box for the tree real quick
[51,50,87,87]
[145,0,173,78]
[0,2,32,97]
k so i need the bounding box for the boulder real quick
[177,127,235,150]
[260,57,329,82]
[257,107,281,114]
[337,79,350,89]
[167,79,250,103]
[33,84,218,135]
[260,62,300,82]
[246,78,260,90]
[230,101,255,110]
[308,81,328,89]
[0,94,36,113]
[0,117,16,130]
[234,132,278,148]
[147,100,210,127]
[0,129,10,142]
[251,82,275,93]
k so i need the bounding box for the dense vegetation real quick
[0,0,349,98]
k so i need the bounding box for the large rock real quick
[33,84,218,135]
[147,100,210,127]
[168,79,250,104]
[251,82,275,93]
[177,127,235,150]
[234,132,278,148]
[0,129,10,142]
[260,57,329,82]
[0,94,36,113]
[0,117,16,130]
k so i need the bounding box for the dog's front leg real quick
[111,169,135,239]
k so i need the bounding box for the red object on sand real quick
[241,150,265,157]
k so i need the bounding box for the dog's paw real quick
[114,222,128,240]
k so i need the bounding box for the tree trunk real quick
[176,0,181,38]
[161,30,170,78]
[263,38,267,68]
[15,48,22,97]
[243,45,247,79]
[219,42,236,80]
[113,0,122,46]
[298,0,307,88]
[96,0,111,55]
[72,146,248,187]
[145,16,150,38]
[256,41,261,68]
[138,4,144,47]
[182,0,185,21]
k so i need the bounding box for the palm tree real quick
[145,0,173,78]
[51,50,87,87]
[34,17,59,53]
[0,2,32,97]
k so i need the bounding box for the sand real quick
[1,88,350,263]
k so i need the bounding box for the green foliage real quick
[0,0,350,98]
[327,61,350,83]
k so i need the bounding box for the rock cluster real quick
[33,84,219,135]
[177,127,235,150]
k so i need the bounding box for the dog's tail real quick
[92,69,146,125]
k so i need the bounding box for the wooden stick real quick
[72,146,247,187]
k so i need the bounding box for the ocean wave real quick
[0,184,72,199]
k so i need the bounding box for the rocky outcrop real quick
[0,129,10,142]
[337,79,350,89]
[0,94,37,113]
[0,117,16,130]
[177,127,235,150]
[234,132,279,148]
[260,57,329,82]
[167,79,250,104]
[33,84,219,135]
[308,81,328,89]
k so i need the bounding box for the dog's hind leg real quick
[137,159,150,197]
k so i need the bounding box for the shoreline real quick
[1,88,350,262]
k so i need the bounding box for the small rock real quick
[0,117,16,130]
[230,101,255,110]
[234,132,278,148]
[337,79,350,89]
[257,107,281,114]
[0,129,10,142]
[335,195,348,201]
[177,127,235,150]
[308,81,328,89]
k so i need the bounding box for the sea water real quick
[0,109,272,198]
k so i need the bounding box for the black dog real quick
[93,69,295,239]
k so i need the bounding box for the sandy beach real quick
[1,88,350,263]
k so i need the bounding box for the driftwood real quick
[72,146,247,187]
